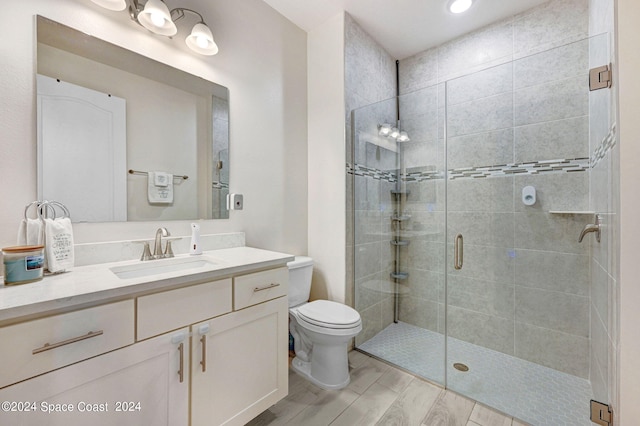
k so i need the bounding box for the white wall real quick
[307,13,346,302]
[0,0,308,255]
[616,0,640,423]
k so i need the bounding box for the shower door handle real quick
[454,233,463,270]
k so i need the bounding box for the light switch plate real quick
[227,193,243,210]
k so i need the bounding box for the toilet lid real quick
[297,300,361,329]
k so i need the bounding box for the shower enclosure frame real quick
[350,33,615,426]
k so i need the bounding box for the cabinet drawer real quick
[137,279,232,340]
[234,268,288,310]
[0,300,134,389]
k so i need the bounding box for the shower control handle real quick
[454,233,463,270]
[578,214,602,243]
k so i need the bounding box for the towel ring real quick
[27,200,71,220]
[37,201,57,220]
[49,201,70,219]
[24,201,41,219]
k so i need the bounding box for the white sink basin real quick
[110,256,218,280]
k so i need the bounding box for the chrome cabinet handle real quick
[454,233,463,270]
[200,335,207,373]
[253,283,280,292]
[32,330,104,354]
[178,342,184,383]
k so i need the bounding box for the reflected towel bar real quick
[128,169,189,180]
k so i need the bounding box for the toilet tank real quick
[287,256,314,308]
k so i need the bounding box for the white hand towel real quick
[43,217,74,273]
[154,171,170,187]
[148,171,174,204]
[17,218,44,246]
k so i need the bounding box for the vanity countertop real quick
[0,246,294,323]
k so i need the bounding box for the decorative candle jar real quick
[2,245,45,285]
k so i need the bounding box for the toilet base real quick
[291,357,350,390]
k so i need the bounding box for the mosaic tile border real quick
[347,157,590,182]
[590,123,617,168]
[212,181,229,189]
[447,158,590,180]
[348,163,398,182]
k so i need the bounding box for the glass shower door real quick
[444,36,604,425]
[352,85,446,386]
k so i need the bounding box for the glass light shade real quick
[449,0,473,14]
[137,0,177,36]
[390,127,400,138]
[91,0,127,11]
[186,23,219,55]
[397,131,410,142]
[378,123,392,136]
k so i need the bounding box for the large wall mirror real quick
[36,16,229,222]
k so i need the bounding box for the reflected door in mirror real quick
[37,74,127,222]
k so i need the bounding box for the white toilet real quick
[287,256,362,390]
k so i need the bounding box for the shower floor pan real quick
[358,321,593,426]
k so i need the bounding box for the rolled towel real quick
[43,217,74,273]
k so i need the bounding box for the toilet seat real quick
[296,300,361,329]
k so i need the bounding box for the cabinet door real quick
[0,328,189,426]
[191,297,288,426]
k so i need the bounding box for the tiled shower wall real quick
[588,0,618,410]
[344,13,397,345]
[396,0,591,378]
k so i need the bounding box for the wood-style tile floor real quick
[247,351,530,426]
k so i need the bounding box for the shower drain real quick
[453,363,469,372]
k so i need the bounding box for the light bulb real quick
[150,12,165,27]
[186,23,219,55]
[449,0,473,14]
[137,0,177,36]
[378,123,392,137]
[390,127,400,138]
[196,35,209,48]
[397,131,410,142]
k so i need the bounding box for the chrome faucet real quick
[578,215,601,243]
[153,227,170,259]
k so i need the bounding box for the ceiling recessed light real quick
[449,0,473,14]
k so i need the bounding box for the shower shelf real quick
[390,240,410,246]
[391,189,411,196]
[391,214,411,222]
[390,272,409,280]
[549,211,595,215]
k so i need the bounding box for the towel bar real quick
[128,169,189,180]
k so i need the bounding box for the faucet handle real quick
[140,242,153,261]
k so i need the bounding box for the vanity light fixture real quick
[378,123,410,143]
[90,0,219,55]
[137,0,177,36]
[378,123,392,137]
[448,0,474,14]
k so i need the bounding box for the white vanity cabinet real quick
[191,297,288,426]
[0,322,189,426]
[0,258,290,426]
[190,268,289,426]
